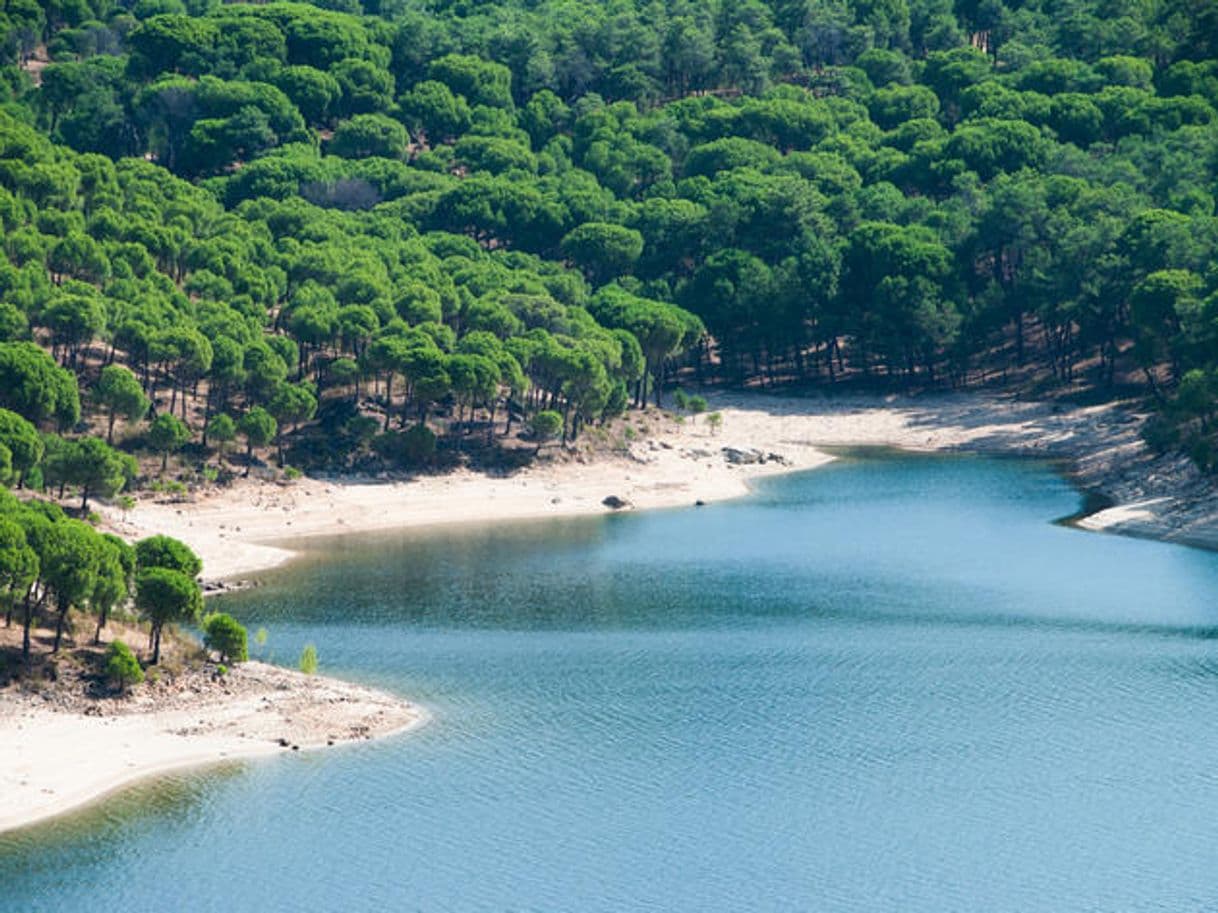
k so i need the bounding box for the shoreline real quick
[6,390,1214,838]
[0,661,426,836]
[100,390,1218,585]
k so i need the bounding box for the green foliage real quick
[49,436,136,511]
[136,566,203,664]
[148,413,191,471]
[298,643,318,675]
[207,413,237,450]
[238,407,277,449]
[105,640,145,691]
[0,0,1210,484]
[330,114,409,160]
[0,410,43,484]
[374,423,437,466]
[561,223,644,284]
[135,534,203,578]
[530,410,563,450]
[0,517,38,621]
[202,611,249,663]
[40,519,102,654]
[0,343,81,429]
[95,366,149,443]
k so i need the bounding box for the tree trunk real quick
[152,624,162,665]
[51,595,69,654]
[21,591,34,667]
[94,605,109,645]
[201,387,213,447]
[383,374,393,431]
[107,409,117,445]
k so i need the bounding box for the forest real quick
[1,0,1218,659]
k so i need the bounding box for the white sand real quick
[99,391,1152,581]
[0,662,425,835]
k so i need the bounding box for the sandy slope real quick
[0,661,425,835]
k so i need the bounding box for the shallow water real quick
[6,452,1218,912]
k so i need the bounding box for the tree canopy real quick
[0,0,1210,491]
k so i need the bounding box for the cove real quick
[6,451,1218,912]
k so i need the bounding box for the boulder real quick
[602,495,632,510]
[722,446,763,465]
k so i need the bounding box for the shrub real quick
[1187,433,1214,471]
[202,612,249,663]
[530,410,563,452]
[400,423,437,464]
[105,640,144,692]
[372,424,437,466]
[1142,415,1181,453]
[299,643,318,675]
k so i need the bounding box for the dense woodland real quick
[1,0,1218,661]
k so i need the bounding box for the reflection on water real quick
[5,452,1218,913]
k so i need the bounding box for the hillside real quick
[0,0,1214,594]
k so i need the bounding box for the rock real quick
[695,499,706,507]
[766,452,789,465]
[602,495,632,510]
[722,446,763,465]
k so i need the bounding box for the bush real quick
[530,410,563,451]
[1142,415,1181,453]
[202,612,249,663]
[299,643,318,675]
[1186,433,1214,471]
[400,423,437,464]
[105,640,144,692]
[371,424,437,467]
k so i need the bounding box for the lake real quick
[5,451,1218,912]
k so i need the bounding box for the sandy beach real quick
[6,389,1216,837]
[98,390,1218,583]
[0,661,425,835]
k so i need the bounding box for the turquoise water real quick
[6,452,1218,911]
